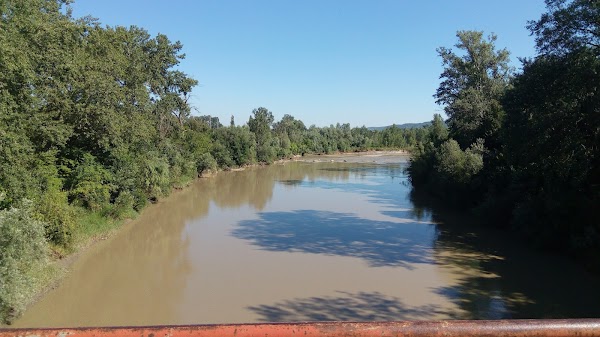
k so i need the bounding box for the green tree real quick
[527,0,600,56]
[502,38,599,254]
[273,114,307,154]
[428,114,449,146]
[248,107,276,163]
[435,31,512,150]
[214,126,257,166]
[199,115,222,129]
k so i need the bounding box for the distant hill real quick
[368,122,430,131]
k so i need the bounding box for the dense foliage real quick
[409,0,599,264]
[0,200,48,322]
[0,0,427,323]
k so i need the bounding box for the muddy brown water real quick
[12,154,600,327]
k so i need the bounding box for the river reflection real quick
[412,191,600,319]
[12,154,600,327]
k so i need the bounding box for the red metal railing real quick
[2,320,600,337]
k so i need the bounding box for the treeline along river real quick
[12,154,600,327]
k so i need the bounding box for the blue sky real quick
[71,1,547,127]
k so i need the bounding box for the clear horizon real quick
[71,1,547,127]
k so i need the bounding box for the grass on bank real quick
[0,202,137,325]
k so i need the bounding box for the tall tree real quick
[428,114,449,146]
[501,0,600,252]
[248,107,275,162]
[435,31,512,150]
[527,0,600,56]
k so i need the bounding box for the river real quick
[13,153,600,327]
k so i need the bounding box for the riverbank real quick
[10,150,410,324]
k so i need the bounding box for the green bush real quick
[407,142,437,187]
[211,142,234,169]
[256,143,276,163]
[140,153,171,200]
[159,140,194,187]
[169,164,183,187]
[224,127,256,166]
[197,153,217,175]
[110,147,142,196]
[69,153,113,211]
[131,188,148,212]
[36,190,76,250]
[408,136,484,206]
[290,142,301,155]
[0,200,49,324]
[109,190,136,219]
[435,139,483,185]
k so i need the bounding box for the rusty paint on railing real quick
[2,320,600,337]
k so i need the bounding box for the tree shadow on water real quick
[231,210,436,268]
[431,228,600,319]
[248,291,447,322]
[409,190,600,319]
